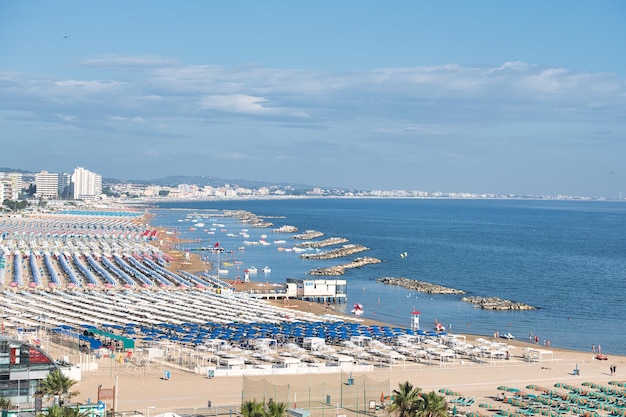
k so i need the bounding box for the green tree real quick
[241,400,265,417]
[266,400,287,417]
[40,404,65,417]
[415,391,448,417]
[0,396,14,410]
[36,370,79,405]
[387,381,423,417]
[39,404,91,417]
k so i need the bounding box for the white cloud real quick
[54,113,77,122]
[199,94,309,117]
[82,55,178,68]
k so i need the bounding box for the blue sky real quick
[1,1,625,197]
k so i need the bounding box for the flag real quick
[214,242,220,247]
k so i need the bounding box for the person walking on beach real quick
[592,344,595,353]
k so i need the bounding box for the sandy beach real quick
[2,212,624,417]
[71,310,625,417]
[65,232,625,417]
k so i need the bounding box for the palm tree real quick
[39,404,91,417]
[266,400,287,417]
[0,397,14,410]
[241,400,265,417]
[36,370,79,405]
[415,391,448,417]
[39,404,66,417]
[387,381,423,417]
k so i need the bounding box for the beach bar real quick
[286,279,347,303]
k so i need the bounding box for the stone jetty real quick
[461,296,537,310]
[293,230,324,240]
[375,277,465,294]
[309,257,381,276]
[300,244,368,260]
[296,237,349,249]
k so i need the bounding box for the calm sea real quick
[150,199,626,355]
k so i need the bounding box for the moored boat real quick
[351,303,364,315]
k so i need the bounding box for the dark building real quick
[0,336,58,405]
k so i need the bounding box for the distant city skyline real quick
[3,166,621,201]
[1,1,625,198]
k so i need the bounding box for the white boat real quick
[262,266,271,273]
[351,303,364,315]
[500,332,515,340]
[248,266,258,274]
[218,269,229,275]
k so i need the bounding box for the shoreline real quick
[2,207,625,417]
[153,208,615,356]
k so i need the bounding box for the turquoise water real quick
[151,199,626,355]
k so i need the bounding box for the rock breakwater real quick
[293,230,324,240]
[375,277,465,294]
[300,244,368,260]
[309,257,381,276]
[461,296,536,310]
[296,237,349,249]
[225,210,274,228]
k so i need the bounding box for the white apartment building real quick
[71,167,102,199]
[0,172,22,200]
[35,171,59,199]
[0,178,10,202]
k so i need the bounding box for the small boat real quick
[595,354,608,360]
[248,266,258,274]
[262,266,271,273]
[500,332,515,340]
[351,303,364,315]
[434,320,446,332]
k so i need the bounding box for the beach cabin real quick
[522,348,553,363]
[218,357,245,369]
[331,354,354,367]
[278,356,301,368]
[303,337,326,351]
[350,335,372,347]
